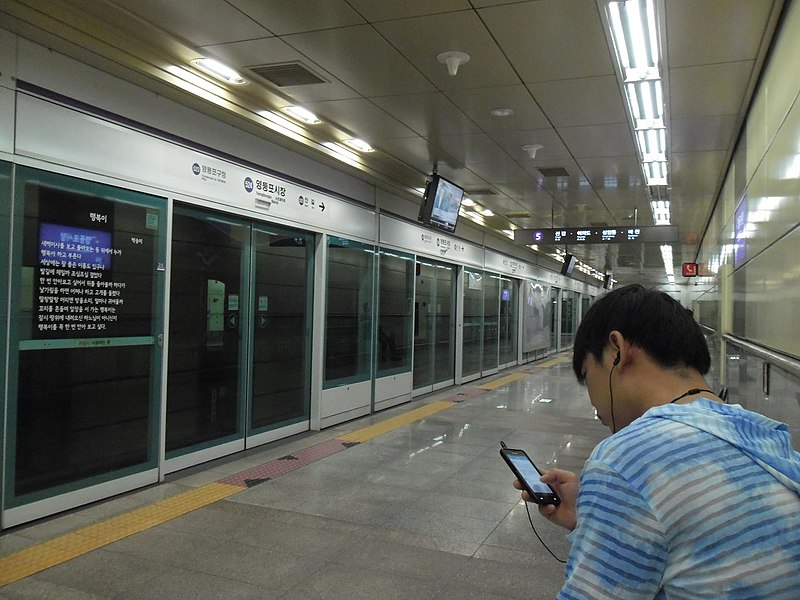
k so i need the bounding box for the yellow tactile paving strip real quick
[1,361,567,587]
[0,400,458,586]
[0,482,242,586]
[478,371,529,390]
[534,356,571,368]
[337,400,455,443]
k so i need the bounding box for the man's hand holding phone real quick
[516,468,579,531]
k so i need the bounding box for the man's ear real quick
[608,330,625,366]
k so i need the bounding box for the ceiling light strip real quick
[606,0,670,218]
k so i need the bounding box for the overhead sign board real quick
[514,225,678,245]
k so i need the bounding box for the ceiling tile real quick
[666,0,776,68]
[284,25,434,96]
[446,85,550,132]
[437,133,514,166]
[374,11,519,90]
[489,128,570,164]
[227,0,365,35]
[670,150,727,195]
[671,115,738,152]
[528,75,627,127]
[300,98,419,141]
[558,123,636,158]
[576,156,643,190]
[371,93,481,138]
[669,61,756,118]
[122,0,271,45]
[345,0,471,21]
[478,0,614,83]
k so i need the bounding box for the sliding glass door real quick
[413,259,456,393]
[166,206,314,463]
[6,166,166,513]
[250,226,313,433]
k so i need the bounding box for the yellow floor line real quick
[478,371,529,390]
[0,392,487,586]
[337,400,455,443]
[535,356,571,368]
[0,482,242,587]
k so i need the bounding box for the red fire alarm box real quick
[682,262,698,277]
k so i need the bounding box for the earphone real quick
[609,351,620,432]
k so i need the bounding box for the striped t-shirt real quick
[559,398,800,599]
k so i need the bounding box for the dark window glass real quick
[462,269,483,377]
[499,277,517,364]
[377,250,413,375]
[167,207,244,453]
[251,228,313,430]
[324,237,375,386]
[13,169,163,497]
[482,273,500,371]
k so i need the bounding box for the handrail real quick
[722,334,800,379]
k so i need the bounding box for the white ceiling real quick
[0,0,786,286]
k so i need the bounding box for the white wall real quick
[697,1,800,359]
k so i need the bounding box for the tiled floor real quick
[0,357,608,599]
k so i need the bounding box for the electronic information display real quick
[514,225,678,245]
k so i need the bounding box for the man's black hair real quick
[572,284,711,382]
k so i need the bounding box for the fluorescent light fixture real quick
[191,58,247,85]
[650,199,671,225]
[322,141,359,162]
[166,65,227,102]
[607,0,669,192]
[282,106,322,125]
[257,111,305,135]
[342,138,374,152]
[480,208,494,217]
[461,197,476,207]
[660,244,674,281]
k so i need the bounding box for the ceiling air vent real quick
[538,167,570,178]
[249,62,327,87]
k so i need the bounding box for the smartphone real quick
[500,444,560,505]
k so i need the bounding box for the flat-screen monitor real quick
[418,174,464,234]
[560,253,577,276]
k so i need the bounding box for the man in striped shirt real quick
[516,285,800,598]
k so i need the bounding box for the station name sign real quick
[514,225,678,245]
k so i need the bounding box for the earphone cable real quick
[524,501,567,563]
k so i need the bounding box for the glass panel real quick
[581,295,591,321]
[462,268,483,377]
[251,226,313,432]
[550,287,559,349]
[482,273,500,371]
[0,161,10,466]
[10,168,164,499]
[499,277,518,364]
[522,281,551,358]
[433,262,456,384]
[414,259,456,388]
[560,290,576,348]
[377,249,413,376]
[167,206,245,454]
[413,261,435,389]
[324,236,375,387]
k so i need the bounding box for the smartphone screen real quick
[501,447,560,505]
